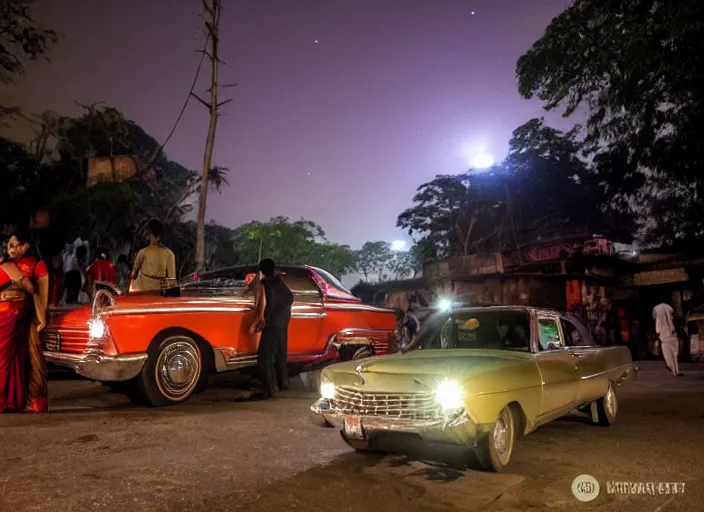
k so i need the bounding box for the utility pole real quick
[193,0,231,271]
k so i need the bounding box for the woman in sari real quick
[0,230,49,413]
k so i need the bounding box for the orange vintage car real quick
[43,265,398,406]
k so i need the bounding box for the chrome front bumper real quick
[44,351,148,382]
[310,397,480,447]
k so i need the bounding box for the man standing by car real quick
[129,219,176,292]
[653,297,683,376]
[249,259,294,398]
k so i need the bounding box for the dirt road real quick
[1,362,702,512]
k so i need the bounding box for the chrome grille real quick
[331,386,441,420]
[43,329,61,352]
[42,327,89,354]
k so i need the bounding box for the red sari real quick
[0,257,48,412]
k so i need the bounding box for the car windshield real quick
[310,267,353,295]
[181,276,250,297]
[417,309,531,352]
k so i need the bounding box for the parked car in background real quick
[310,305,637,472]
[43,265,398,406]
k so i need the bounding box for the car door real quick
[562,315,604,402]
[281,273,326,357]
[533,315,580,418]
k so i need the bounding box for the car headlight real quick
[435,380,463,410]
[320,381,335,400]
[88,318,107,339]
[437,298,453,312]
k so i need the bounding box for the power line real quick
[127,32,210,184]
[159,33,211,152]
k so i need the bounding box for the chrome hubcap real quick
[493,408,513,465]
[605,386,617,418]
[155,338,201,401]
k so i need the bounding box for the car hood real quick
[321,349,532,393]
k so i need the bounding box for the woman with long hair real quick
[0,229,49,413]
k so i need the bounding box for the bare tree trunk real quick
[195,0,223,272]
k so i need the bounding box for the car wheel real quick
[475,406,516,473]
[340,432,376,452]
[136,334,203,407]
[595,382,618,426]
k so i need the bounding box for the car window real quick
[420,309,531,352]
[181,277,247,297]
[561,319,582,346]
[538,318,564,350]
[280,274,322,304]
[282,274,319,294]
[310,267,354,295]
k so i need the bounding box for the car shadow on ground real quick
[363,435,481,481]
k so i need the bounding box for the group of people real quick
[0,218,179,413]
[46,219,177,303]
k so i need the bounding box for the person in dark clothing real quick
[64,244,88,304]
[249,259,294,398]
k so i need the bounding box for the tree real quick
[0,137,47,229]
[388,250,417,280]
[0,0,58,118]
[166,220,237,277]
[516,0,704,244]
[195,0,231,271]
[4,105,227,260]
[396,171,508,260]
[503,118,629,246]
[231,217,357,278]
[396,118,624,262]
[356,241,393,282]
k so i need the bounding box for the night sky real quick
[7,0,574,250]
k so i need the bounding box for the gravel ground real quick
[0,362,702,512]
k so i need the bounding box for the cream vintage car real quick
[310,305,638,472]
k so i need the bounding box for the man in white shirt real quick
[653,299,682,376]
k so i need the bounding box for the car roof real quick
[452,305,565,317]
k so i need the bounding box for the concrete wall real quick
[453,277,566,310]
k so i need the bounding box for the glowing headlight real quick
[435,380,463,410]
[320,381,335,400]
[437,298,453,312]
[88,318,107,339]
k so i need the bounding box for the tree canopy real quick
[0,0,58,117]
[356,241,393,281]
[1,104,229,270]
[231,217,357,278]
[397,118,620,261]
[516,0,704,245]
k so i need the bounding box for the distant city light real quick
[391,240,407,251]
[472,153,494,169]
